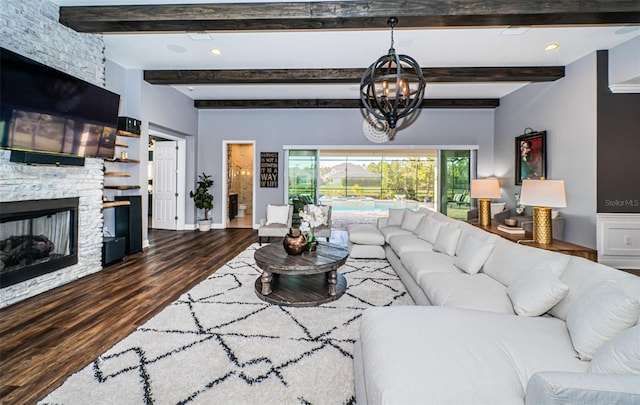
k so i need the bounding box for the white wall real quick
[608,35,640,87]
[197,108,495,226]
[494,52,598,248]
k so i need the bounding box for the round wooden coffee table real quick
[254,241,349,307]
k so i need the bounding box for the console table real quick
[472,222,597,262]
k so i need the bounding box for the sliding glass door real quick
[439,150,472,220]
[287,150,317,224]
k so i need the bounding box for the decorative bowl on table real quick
[283,228,307,255]
[504,218,518,227]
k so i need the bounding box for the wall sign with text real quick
[260,152,278,188]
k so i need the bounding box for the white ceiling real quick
[52,0,640,101]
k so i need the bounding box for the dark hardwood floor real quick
[0,228,257,405]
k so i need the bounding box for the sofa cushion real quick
[400,251,460,285]
[265,204,290,225]
[588,324,640,375]
[507,267,569,317]
[400,209,426,233]
[549,256,640,321]
[347,224,385,245]
[565,281,640,361]
[420,272,515,314]
[416,215,445,244]
[432,226,461,256]
[358,306,587,405]
[388,234,432,257]
[379,225,412,243]
[386,208,405,226]
[483,238,570,287]
[454,234,495,274]
[348,242,386,259]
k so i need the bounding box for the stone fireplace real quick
[1,0,109,307]
[0,150,104,307]
[1,198,79,287]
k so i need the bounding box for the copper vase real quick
[283,228,307,255]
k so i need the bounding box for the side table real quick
[472,222,597,262]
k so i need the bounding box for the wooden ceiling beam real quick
[194,98,500,109]
[144,66,565,85]
[59,1,640,33]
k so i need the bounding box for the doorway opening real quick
[148,128,186,230]
[224,142,255,229]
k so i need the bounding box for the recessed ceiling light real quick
[544,43,559,51]
[209,48,221,55]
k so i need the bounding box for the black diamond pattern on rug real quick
[40,244,413,405]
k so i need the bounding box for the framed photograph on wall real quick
[515,130,546,185]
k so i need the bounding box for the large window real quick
[286,148,473,220]
[318,150,437,202]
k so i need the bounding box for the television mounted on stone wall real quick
[0,47,121,161]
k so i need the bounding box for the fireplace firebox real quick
[0,198,79,287]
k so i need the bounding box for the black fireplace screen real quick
[0,198,78,287]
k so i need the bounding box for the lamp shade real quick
[470,178,501,199]
[519,179,567,207]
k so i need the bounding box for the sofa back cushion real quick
[482,238,570,287]
[549,256,640,321]
[454,234,496,274]
[507,267,569,317]
[400,209,427,233]
[455,221,499,257]
[565,280,640,360]
[417,216,446,244]
[588,324,640,374]
[387,208,406,226]
[432,226,461,256]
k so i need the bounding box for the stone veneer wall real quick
[0,0,107,307]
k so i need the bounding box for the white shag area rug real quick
[40,243,413,405]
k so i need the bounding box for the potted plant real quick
[190,172,214,231]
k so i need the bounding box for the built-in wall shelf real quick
[104,118,141,194]
[109,158,141,163]
[117,129,140,138]
[104,171,131,177]
[104,185,141,190]
[102,200,131,209]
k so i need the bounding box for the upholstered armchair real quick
[258,204,293,245]
[303,204,332,241]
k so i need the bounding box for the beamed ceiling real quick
[56,1,640,109]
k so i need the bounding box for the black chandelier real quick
[360,17,426,129]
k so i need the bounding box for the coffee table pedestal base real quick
[255,272,346,307]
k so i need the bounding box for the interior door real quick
[152,140,178,230]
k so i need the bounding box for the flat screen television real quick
[0,47,120,160]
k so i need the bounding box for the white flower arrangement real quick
[299,205,328,241]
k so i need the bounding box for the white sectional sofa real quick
[353,207,640,405]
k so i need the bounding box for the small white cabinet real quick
[597,213,640,269]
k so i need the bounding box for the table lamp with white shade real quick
[470,178,501,226]
[519,179,567,244]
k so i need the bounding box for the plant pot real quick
[198,219,211,232]
[306,237,317,252]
